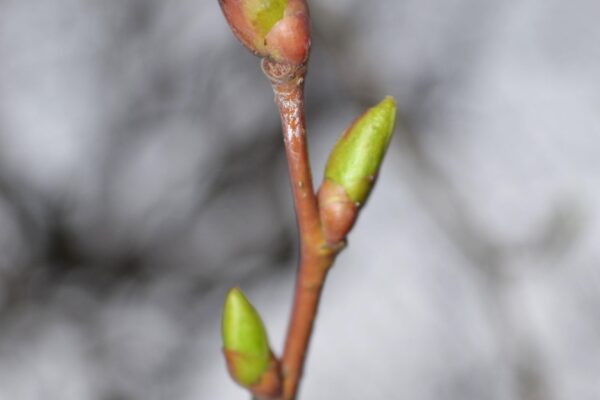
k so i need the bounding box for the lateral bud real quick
[324,96,397,205]
[318,97,397,243]
[222,288,281,397]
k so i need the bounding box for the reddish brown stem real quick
[262,59,340,400]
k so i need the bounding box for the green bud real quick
[222,287,271,386]
[324,96,397,204]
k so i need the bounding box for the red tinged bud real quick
[218,0,310,65]
[318,179,358,244]
[223,350,282,398]
[265,13,310,65]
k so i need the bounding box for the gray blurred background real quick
[0,0,599,399]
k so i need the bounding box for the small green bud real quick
[222,287,272,386]
[324,96,397,204]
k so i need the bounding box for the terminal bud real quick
[219,0,310,65]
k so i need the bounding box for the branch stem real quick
[263,60,339,400]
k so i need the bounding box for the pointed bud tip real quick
[223,287,245,321]
[380,95,396,109]
[324,96,397,204]
[222,287,272,386]
[224,287,247,313]
[367,96,397,140]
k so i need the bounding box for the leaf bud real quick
[222,288,275,389]
[324,96,397,205]
[218,0,310,65]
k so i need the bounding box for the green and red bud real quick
[222,288,281,396]
[319,96,397,243]
[218,0,310,65]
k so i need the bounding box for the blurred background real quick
[0,0,599,399]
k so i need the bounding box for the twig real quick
[218,3,396,398]
[262,59,340,400]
